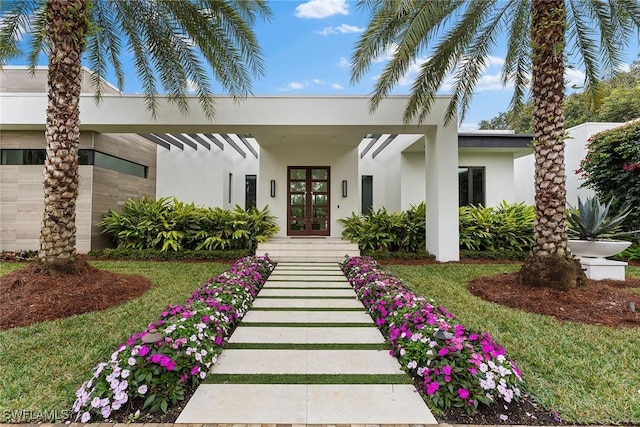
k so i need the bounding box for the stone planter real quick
[568,240,630,281]
[568,239,631,258]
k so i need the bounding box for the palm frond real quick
[501,0,531,113]
[0,0,43,65]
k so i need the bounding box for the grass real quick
[1,260,638,424]
[0,260,231,423]
[386,263,640,425]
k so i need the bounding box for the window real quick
[0,149,147,178]
[245,175,257,210]
[458,166,485,206]
[362,175,373,214]
[228,173,233,204]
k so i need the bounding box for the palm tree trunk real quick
[521,0,586,289]
[40,0,88,264]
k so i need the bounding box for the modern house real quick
[2,66,535,261]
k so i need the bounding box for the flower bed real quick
[71,255,274,422]
[341,256,523,412]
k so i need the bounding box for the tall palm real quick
[351,0,640,289]
[0,0,270,266]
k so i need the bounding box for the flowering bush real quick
[341,256,523,412]
[579,121,640,232]
[71,255,274,422]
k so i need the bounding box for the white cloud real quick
[565,68,586,89]
[337,57,349,67]
[373,43,398,63]
[331,83,344,90]
[279,81,308,91]
[184,79,198,93]
[317,24,364,36]
[312,78,325,84]
[295,0,348,19]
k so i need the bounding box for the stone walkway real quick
[176,262,437,425]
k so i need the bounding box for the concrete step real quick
[256,238,360,263]
[211,349,404,374]
[176,384,437,424]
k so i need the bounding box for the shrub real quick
[459,202,534,253]
[341,256,524,413]
[340,202,426,252]
[97,197,279,252]
[579,121,640,231]
[71,255,275,422]
[87,248,252,261]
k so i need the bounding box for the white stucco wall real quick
[156,144,224,206]
[401,151,426,210]
[258,143,359,238]
[514,122,622,205]
[458,151,516,206]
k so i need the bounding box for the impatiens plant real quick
[341,256,523,413]
[71,255,274,422]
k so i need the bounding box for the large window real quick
[245,175,257,209]
[361,175,373,214]
[458,166,485,206]
[0,149,147,178]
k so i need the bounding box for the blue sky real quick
[6,0,640,130]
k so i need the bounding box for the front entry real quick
[287,166,330,236]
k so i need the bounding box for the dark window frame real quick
[245,174,257,210]
[0,148,148,178]
[458,166,485,206]
[361,175,373,214]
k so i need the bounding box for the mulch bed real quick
[469,272,640,327]
[0,260,151,330]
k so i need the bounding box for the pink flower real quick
[438,347,449,356]
[458,388,470,399]
[191,366,200,375]
[442,365,452,376]
[426,381,440,395]
[138,345,150,357]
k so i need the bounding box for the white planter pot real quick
[568,239,631,258]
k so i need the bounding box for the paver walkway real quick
[176,262,437,425]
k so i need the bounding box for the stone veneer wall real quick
[0,130,156,252]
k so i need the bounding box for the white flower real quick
[121,369,130,378]
[91,397,102,408]
[138,385,148,394]
[499,414,508,421]
[199,371,206,379]
[127,358,136,366]
[101,405,112,419]
[407,360,418,369]
[81,412,91,423]
[479,363,488,373]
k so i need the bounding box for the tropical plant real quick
[459,202,534,252]
[578,120,640,231]
[566,196,638,241]
[97,197,279,252]
[0,0,271,266]
[351,0,640,289]
[339,202,427,253]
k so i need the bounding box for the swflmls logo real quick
[2,409,71,423]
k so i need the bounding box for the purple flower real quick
[426,381,440,395]
[458,388,470,399]
[138,345,150,357]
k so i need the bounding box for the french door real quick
[287,166,330,236]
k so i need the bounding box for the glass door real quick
[287,166,330,236]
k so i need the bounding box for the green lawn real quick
[0,260,230,423]
[386,263,640,425]
[0,261,638,424]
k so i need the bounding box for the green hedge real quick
[87,248,252,261]
[97,197,279,252]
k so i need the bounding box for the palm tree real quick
[0,0,270,267]
[351,0,640,289]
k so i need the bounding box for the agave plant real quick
[567,197,637,241]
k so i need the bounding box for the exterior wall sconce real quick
[270,179,276,197]
[342,180,348,197]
